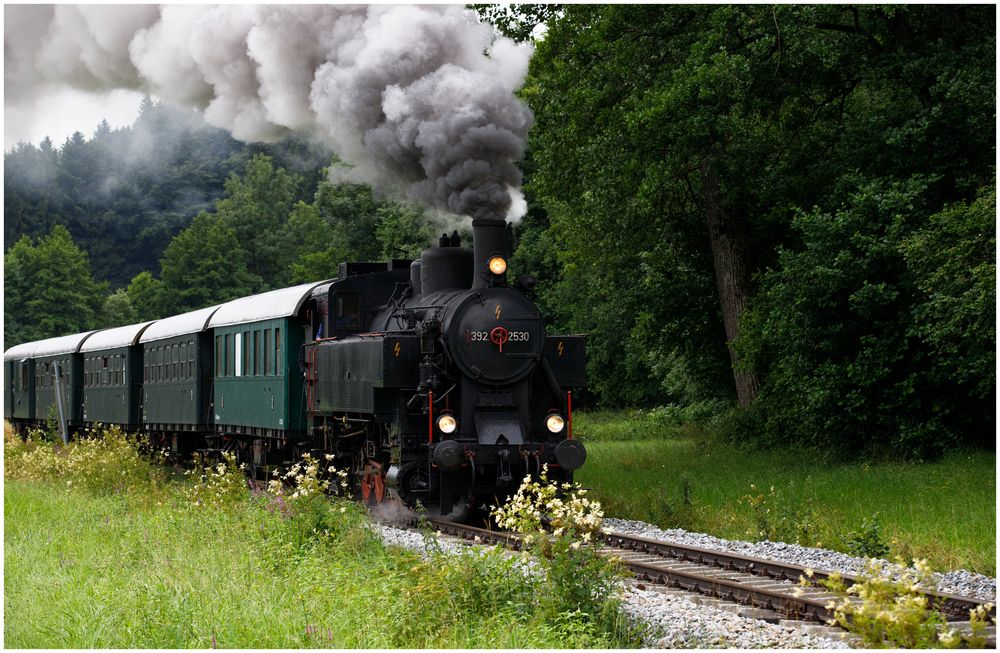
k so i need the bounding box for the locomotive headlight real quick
[488,256,508,275]
[546,413,565,433]
[437,414,458,434]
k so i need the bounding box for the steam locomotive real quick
[4,219,587,516]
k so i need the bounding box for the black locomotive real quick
[4,218,587,517]
[303,218,587,515]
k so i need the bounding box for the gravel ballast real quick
[602,517,996,602]
[369,521,847,648]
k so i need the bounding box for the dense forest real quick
[4,5,994,459]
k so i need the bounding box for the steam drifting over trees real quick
[5,5,533,223]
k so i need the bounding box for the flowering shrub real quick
[5,423,165,495]
[492,467,620,617]
[811,557,996,648]
[493,466,604,548]
[182,451,250,509]
[265,452,349,500]
[260,452,364,551]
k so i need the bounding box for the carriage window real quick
[252,331,260,376]
[20,363,28,391]
[264,329,272,375]
[275,328,281,372]
[333,293,361,329]
[235,333,243,377]
[241,331,249,376]
[216,336,222,377]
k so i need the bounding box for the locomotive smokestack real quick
[472,218,508,289]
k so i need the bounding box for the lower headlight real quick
[546,413,565,433]
[437,414,457,434]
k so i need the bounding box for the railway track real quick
[423,518,996,648]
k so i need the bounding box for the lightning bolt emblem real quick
[393,342,401,357]
[558,341,564,356]
[495,304,502,320]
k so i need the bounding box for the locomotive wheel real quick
[360,461,386,504]
[360,468,372,502]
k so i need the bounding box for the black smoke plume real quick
[4,5,533,222]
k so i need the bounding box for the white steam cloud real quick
[5,5,533,222]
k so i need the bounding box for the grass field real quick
[4,427,634,648]
[573,410,996,575]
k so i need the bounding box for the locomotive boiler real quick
[303,218,587,515]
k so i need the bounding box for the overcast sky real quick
[5,87,146,151]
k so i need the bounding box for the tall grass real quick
[4,424,637,648]
[574,410,996,575]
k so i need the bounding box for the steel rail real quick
[422,518,995,647]
[600,529,995,622]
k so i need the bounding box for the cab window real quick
[333,293,362,330]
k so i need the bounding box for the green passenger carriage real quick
[81,322,155,429]
[9,332,98,430]
[139,304,221,449]
[209,282,325,440]
[4,341,36,423]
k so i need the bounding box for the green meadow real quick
[4,427,633,648]
[574,411,996,575]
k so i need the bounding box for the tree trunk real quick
[701,156,761,407]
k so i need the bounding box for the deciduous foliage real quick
[214,154,302,290]
[126,271,168,322]
[375,202,435,260]
[4,225,108,346]
[902,187,996,403]
[102,289,138,328]
[159,212,255,315]
[516,4,994,455]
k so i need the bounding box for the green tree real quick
[375,201,433,259]
[902,184,995,441]
[126,271,168,322]
[738,178,995,459]
[101,288,138,328]
[4,225,107,346]
[278,201,341,285]
[472,4,562,41]
[215,154,301,289]
[523,4,994,441]
[313,180,382,261]
[159,212,256,314]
